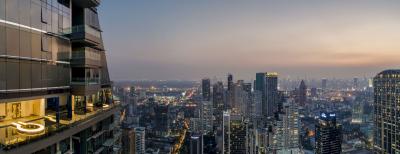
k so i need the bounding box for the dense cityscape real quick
[113,74,376,154]
[0,0,400,154]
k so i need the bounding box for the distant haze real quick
[99,0,400,81]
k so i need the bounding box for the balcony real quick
[71,48,101,67]
[0,101,120,153]
[71,78,101,96]
[67,25,103,49]
[72,0,101,8]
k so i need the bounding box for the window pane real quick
[32,32,41,58]
[41,6,48,24]
[19,0,31,26]
[6,27,19,56]
[32,61,42,88]
[20,61,32,89]
[0,0,5,19]
[0,24,5,55]
[0,59,5,90]
[6,59,20,90]
[41,34,49,52]
[41,62,47,87]
[31,2,42,29]
[5,0,18,23]
[20,29,31,57]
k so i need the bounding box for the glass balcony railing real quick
[71,77,100,85]
[72,48,101,61]
[64,25,101,39]
[0,101,120,151]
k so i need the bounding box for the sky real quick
[99,0,400,81]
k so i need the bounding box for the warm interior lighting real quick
[11,122,45,135]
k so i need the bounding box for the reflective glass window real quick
[20,61,32,89]
[0,59,5,90]
[6,27,19,56]
[31,2,42,29]
[6,59,20,90]
[5,0,18,23]
[31,61,42,88]
[32,32,41,58]
[20,29,31,57]
[19,0,31,26]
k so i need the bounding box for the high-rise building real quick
[353,77,358,90]
[228,74,233,92]
[229,115,247,154]
[200,101,213,134]
[321,78,328,90]
[134,127,146,154]
[265,72,278,117]
[297,80,307,106]
[0,1,120,153]
[202,78,211,101]
[213,81,225,129]
[222,111,231,154]
[315,112,342,154]
[222,111,247,154]
[255,72,266,113]
[227,74,234,109]
[190,133,204,154]
[271,99,300,153]
[123,127,146,154]
[373,70,400,153]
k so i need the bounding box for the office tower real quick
[154,105,170,136]
[228,74,234,92]
[222,111,231,154]
[222,111,247,154]
[230,115,247,154]
[233,81,243,110]
[122,127,146,154]
[353,77,358,90]
[252,91,263,119]
[190,133,204,154]
[227,74,234,109]
[351,100,363,124]
[190,117,203,132]
[321,78,328,90]
[265,72,278,117]
[202,78,211,101]
[373,70,400,153]
[0,1,120,153]
[200,101,213,134]
[243,83,252,118]
[255,72,266,113]
[272,99,300,153]
[310,87,317,98]
[134,127,146,154]
[297,80,307,106]
[213,81,225,129]
[315,112,342,154]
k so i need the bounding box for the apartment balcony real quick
[71,48,101,67]
[68,25,103,49]
[71,78,101,96]
[0,101,121,153]
[72,0,101,8]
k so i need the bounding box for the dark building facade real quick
[373,70,400,153]
[0,0,120,153]
[202,78,211,101]
[255,72,266,111]
[297,80,307,106]
[213,81,224,129]
[315,112,342,154]
[265,72,278,117]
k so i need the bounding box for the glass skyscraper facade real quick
[373,70,400,154]
[0,0,120,153]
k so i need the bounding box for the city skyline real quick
[100,0,400,80]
